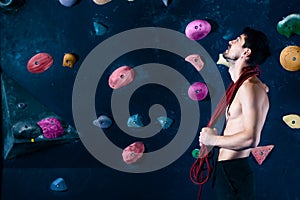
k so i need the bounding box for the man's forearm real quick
[214,132,257,150]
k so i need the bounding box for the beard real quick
[223,50,238,61]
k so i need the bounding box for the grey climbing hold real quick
[162,0,172,7]
[93,115,113,129]
[17,102,27,109]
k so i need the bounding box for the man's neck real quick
[229,61,249,83]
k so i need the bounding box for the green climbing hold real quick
[192,149,200,159]
[277,13,300,38]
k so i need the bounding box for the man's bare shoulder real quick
[239,76,269,96]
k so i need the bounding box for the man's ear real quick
[243,48,251,57]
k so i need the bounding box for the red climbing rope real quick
[190,66,261,200]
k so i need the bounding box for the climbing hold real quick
[59,0,77,7]
[109,66,135,89]
[93,0,111,5]
[17,102,27,109]
[27,53,53,74]
[0,0,25,11]
[185,54,205,71]
[122,142,145,164]
[62,53,77,68]
[283,114,300,129]
[12,121,42,139]
[162,0,172,7]
[192,149,200,159]
[188,82,208,101]
[37,117,64,139]
[93,115,112,129]
[222,29,235,41]
[50,177,68,192]
[251,145,274,165]
[157,116,173,129]
[279,46,300,71]
[93,21,107,36]
[185,19,211,40]
[277,13,300,38]
[217,53,230,67]
[127,114,143,128]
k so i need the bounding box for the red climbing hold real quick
[251,145,274,165]
[27,53,53,74]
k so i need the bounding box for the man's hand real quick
[199,127,218,147]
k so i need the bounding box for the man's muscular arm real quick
[200,81,264,150]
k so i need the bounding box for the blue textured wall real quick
[1,0,300,199]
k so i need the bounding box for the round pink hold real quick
[37,117,64,139]
[108,66,135,89]
[185,54,205,71]
[188,82,208,101]
[185,19,211,40]
[122,142,145,164]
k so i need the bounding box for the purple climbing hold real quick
[188,82,208,101]
[37,117,64,139]
[185,19,211,40]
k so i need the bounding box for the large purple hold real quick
[185,19,211,40]
[188,82,208,101]
[59,0,77,7]
[37,117,64,139]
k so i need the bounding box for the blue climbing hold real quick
[50,177,68,192]
[157,116,173,129]
[222,28,235,40]
[93,21,107,36]
[127,114,144,128]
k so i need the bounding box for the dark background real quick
[1,0,300,199]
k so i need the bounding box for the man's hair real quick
[242,27,271,66]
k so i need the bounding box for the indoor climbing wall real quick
[1,0,300,199]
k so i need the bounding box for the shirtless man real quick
[199,27,271,199]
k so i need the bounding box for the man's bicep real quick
[240,84,261,135]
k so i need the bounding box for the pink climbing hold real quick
[122,142,145,164]
[108,66,135,89]
[185,54,205,71]
[185,19,211,40]
[188,82,208,101]
[37,117,64,139]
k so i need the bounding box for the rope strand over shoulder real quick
[190,66,261,200]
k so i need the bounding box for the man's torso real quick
[218,76,269,161]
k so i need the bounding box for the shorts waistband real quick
[217,157,250,164]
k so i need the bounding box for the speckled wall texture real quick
[1,0,300,199]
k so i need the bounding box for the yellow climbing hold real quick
[283,114,300,129]
[217,53,230,67]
